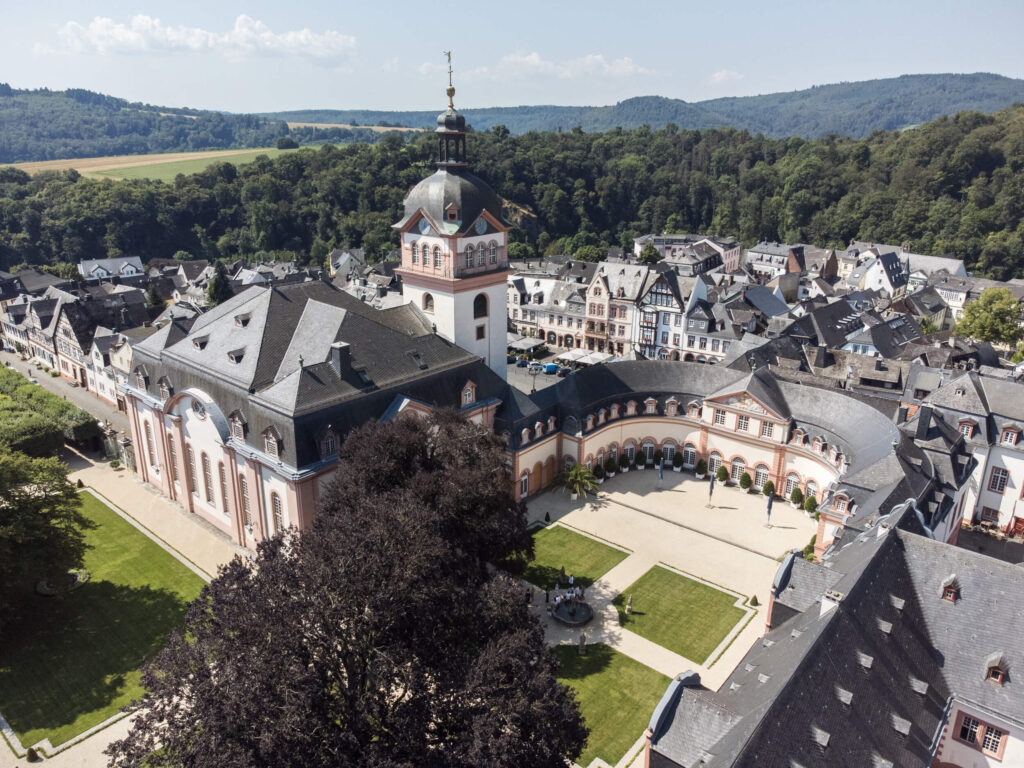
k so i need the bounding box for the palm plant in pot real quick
[695,458,707,479]
[557,463,599,500]
[604,456,617,478]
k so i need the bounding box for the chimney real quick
[897,406,909,424]
[915,405,932,440]
[329,341,351,375]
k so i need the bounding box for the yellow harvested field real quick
[286,121,420,132]
[9,149,279,176]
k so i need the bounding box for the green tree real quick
[145,281,162,308]
[954,287,1024,346]
[0,452,91,625]
[206,261,234,307]
[275,136,298,150]
[637,241,662,264]
[573,244,604,262]
[556,463,599,498]
[919,316,940,335]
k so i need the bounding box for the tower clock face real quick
[418,218,432,235]
[474,219,487,235]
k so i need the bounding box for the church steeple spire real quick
[436,51,467,168]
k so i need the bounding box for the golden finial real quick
[443,50,455,109]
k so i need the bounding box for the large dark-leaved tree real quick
[0,451,91,628]
[107,412,585,768]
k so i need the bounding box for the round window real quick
[192,399,206,419]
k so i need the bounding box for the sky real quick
[4,0,1024,113]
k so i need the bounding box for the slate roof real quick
[650,504,1024,768]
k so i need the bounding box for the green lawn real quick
[523,525,629,590]
[613,566,747,664]
[90,148,288,181]
[554,644,669,767]
[0,492,205,749]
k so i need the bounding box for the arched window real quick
[784,473,800,498]
[423,293,434,313]
[158,379,170,400]
[231,417,244,440]
[624,442,636,462]
[477,247,486,267]
[145,422,156,468]
[662,441,676,462]
[324,432,337,457]
[218,463,230,515]
[805,480,818,501]
[473,294,488,319]
[411,242,419,264]
[187,445,197,492]
[520,472,529,497]
[642,441,655,463]
[271,492,284,534]
[240,477,252,527]
[730,458,746,484]
[754,465,770,490]
[489,241,497,263]
[433,246,441,267]
[464,245,474,268]
[167,435,178,482]
[708,452,723,474]
[201,452,214,504]
[682,444,696,468]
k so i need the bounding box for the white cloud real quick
[419,51,651,83]
[710,69,743,84]
[37,14,355,61]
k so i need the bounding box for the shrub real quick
[802,535,817,561]
[276,136,299,149]
[618,454,630,470]
[593,464,605,480]
[544,511,550,523]
[739,472,752,490]
[109,459,120,469]
[653,449,663,466]
[633,452,645,468]
[695,458,707,475]
[673,451,683,468]
[716,465,729,483]
[750,595,759,607]
[790,486,804,506]
[49,370,59,377]
[762,480,775,497]
[604,457,617,475]
[804,495,818,516]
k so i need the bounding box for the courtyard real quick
[521,468,817,767]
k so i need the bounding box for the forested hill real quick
[3,105,1024,281]
[0,85,388,163]
[265,73,1024,139]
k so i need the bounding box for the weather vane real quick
[443,51,455,109]
[443,51,453,86]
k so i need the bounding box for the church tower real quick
[393,60,510,379]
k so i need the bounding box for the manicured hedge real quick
[0,367,100,444]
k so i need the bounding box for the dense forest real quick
[265,73,1024,139]
[2,104,1024,279]
[0,85,388,163]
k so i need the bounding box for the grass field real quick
[554,644,669,767]
[9,147,288,180]
[0,492,205,749]
[613,566,747,664]
[523,525,629,591]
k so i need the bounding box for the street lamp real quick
[529,366,540,393]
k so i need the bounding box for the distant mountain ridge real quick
[262,73,1024,139]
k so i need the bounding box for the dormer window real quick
[666,400,678,416]
[585,415,594,431]
[547,416,556,432]
[158,379,171,400]
[959,421,975,438]
[193,336,209,351]
[231,417,245,440]
[535,421,545,437]
[234,314,250,328]
[626,401,637,416]
[521,428,530,444]
[942,575,960,602]
[134,369,147,389]
[445,204,459,222]
[610,404,620,419]
[645,399,657,415]
[987,666,1006,685]
[228,348,245,364]
[264,432,279,458]
[835,495,850,513]
[323,432,337,458]
[688,402,700,418]
[1001,428,1018,446]
[463,387,473,406]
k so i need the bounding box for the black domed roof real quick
[437,108,466,133]
[399,168,502,231]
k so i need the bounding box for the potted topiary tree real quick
[593,464,605,484]
[695,458,707,480]
[604,456,617,478]
[557,463,599,501]
[739,472,752,492]
[790,486,804,509]
[672,451,683,472]
[634,452,646,470]
[716,465,729,484]
[762,480,775,498]
[804,495,818,520]
[652,449,663,468]
[619,453,631,473]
